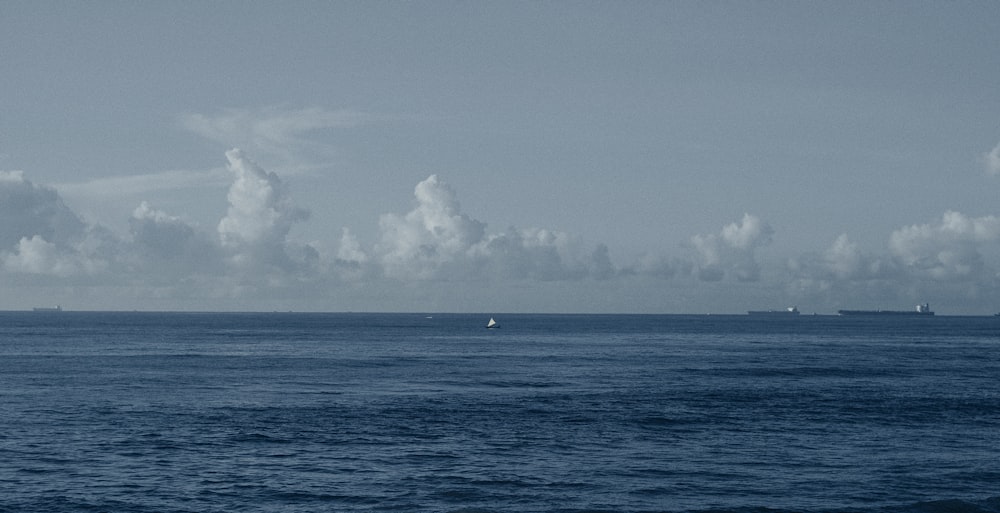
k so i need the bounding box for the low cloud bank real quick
[2,150,1000,312]
[1,152,620,297]
[889,211,1000,281]
[789,212,1000,309]
[789,211,1000,285]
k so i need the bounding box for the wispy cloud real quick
[54,167,231,198]
[180,106,371,171]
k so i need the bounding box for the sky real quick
[2,1,1000,314]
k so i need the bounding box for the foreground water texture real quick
[1,312,999,513]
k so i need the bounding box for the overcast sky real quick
[2,1,1000,314]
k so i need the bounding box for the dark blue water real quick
[1,312,999,513]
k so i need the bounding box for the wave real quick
[885,498,1000,513]
[4,495,998,513]
[436,498,1000,513]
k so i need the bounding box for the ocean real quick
[1,311,999,513]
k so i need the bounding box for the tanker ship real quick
[748,306,800,316]
[837,303,934,316]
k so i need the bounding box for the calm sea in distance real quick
[1,311,999,513]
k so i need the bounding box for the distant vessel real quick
[32,305,62,312]
[838,303,934,316]
[486,317,499,329]
[748,307,799,316]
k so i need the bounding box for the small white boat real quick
[486,317,498,329]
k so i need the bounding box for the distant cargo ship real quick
[748,307,799,316]
[838,303,934,316]
[32,305,62,312]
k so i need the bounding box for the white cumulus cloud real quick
[889,210,1000,280]
[218,148,313,271]
[336,227,368,264]
[4,236,81,277]
[333,227,370,282]
[788,212,1000,310]
[691,213,773,281]
[474,227,595,281]
[984,141,1000,176]
[787,234,897,296]
[824,234,882,280]
[375,174,615,282]
[376,174,486,280]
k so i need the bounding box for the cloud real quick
[376,174,486,280]
[487,229,618,281]
[825,234,863,279]
[889,210,1000,280]
[984,141,1000,176]
[0,171,119,278]
[4,236,82,277]
[791,233,894,281]
[375,174,614,282]
[0,170,87,251]
[786,211,1000,310]
[5,143,1000,313]
[55,167,231,199]
[218,148,314,271]
[129,201,223,276]
[624,252,682,279]
[2,229,120,280]
[1,149,321,291]
[822,233,899,281]
[691,213,773,281]
[336,227,368,264]
[787,234,899,299]
[332,227,370,281]
[181,106,368,170]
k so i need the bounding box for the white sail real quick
[486,317,498,328]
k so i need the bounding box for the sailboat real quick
[486,317,498,329]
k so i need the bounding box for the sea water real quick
[1,311,999,513]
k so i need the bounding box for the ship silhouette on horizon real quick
[838,303,934,316]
